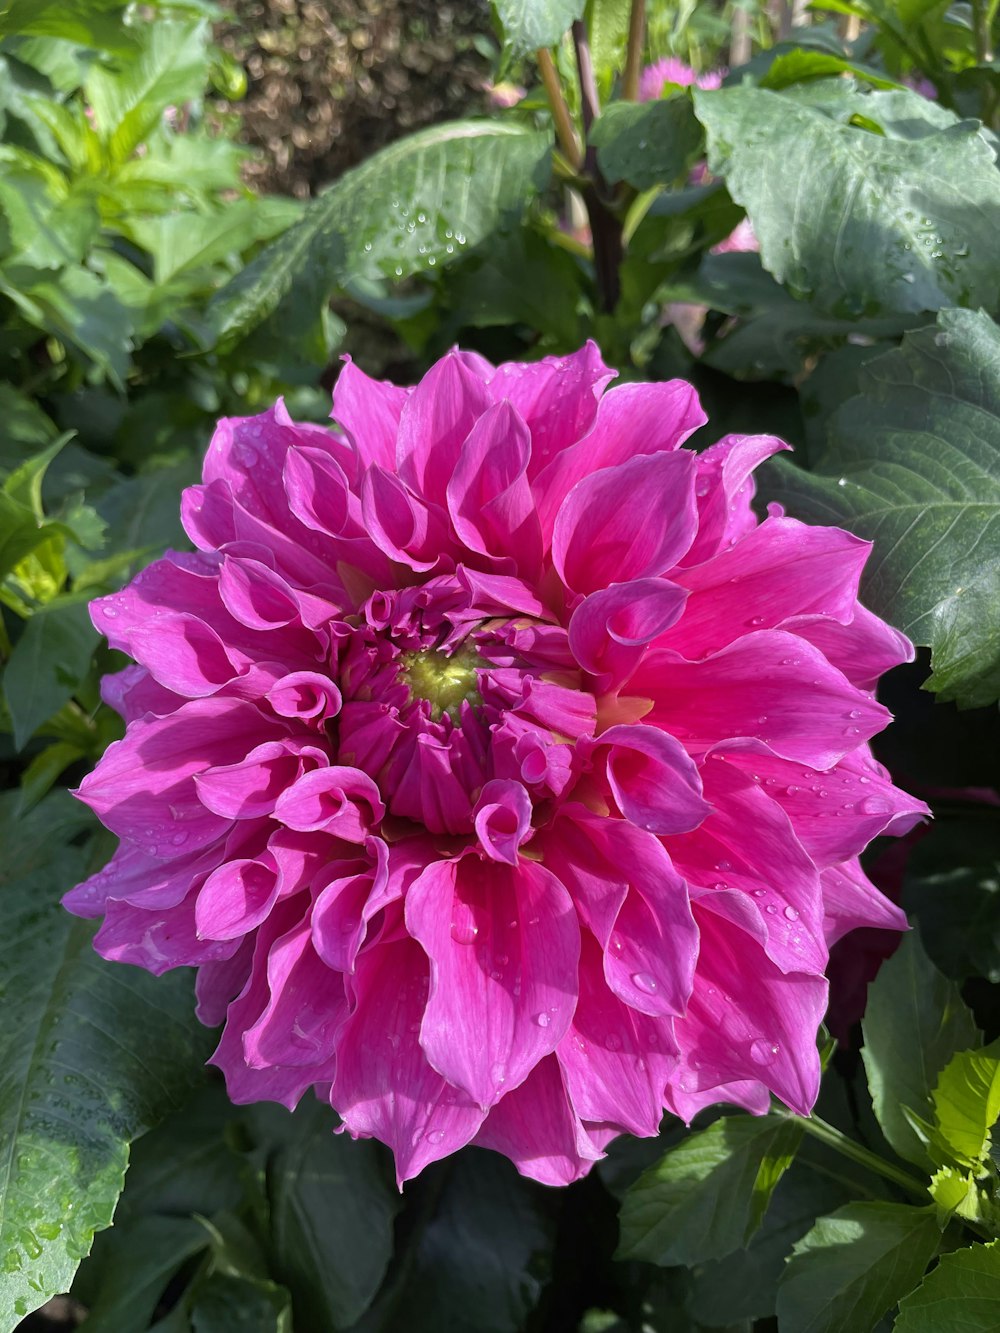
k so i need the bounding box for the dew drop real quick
[631,971,658,994]
[861,795,891,816]
[747,615,765,627]
[848,709,862,719]
[610,933,624,953]
[450,913,479,945]
[427,1129,445,1145]
[749,1038,780,1067]
[765,904,778,915]
[534,1011,551,1027]
[783,905,799,921]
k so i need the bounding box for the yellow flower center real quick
[400,644,481,719]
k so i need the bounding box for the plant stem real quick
[570,22,623,313]
[622,0,646,101]
[786,1112,929,1201]
[536,48,583,171]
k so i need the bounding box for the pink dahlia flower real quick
[638,56,724,102]
[66,344,927,1187]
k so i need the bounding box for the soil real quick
[212,0,496,197]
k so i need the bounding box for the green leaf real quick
[694,83,1000,317]
[0,792,214,1327]
[590,96,704,190]
[18,740,87,812]
[928,1166,1000,1228]
[585,0,630,79]
[617,1113,803,1266]
[930,1038,1000,1173]
[0,0,134,53]
[4,599,98,749]
[356,1151,553,1333]
[72,1216,210,1333]
[765,309,1000,708]
[207,120,550,346]
[84,21,211,161]
[904,815,1000,984]
[895,1240,1000,1332]
[688,1163,850,1325]
[760,49,902,91]
[266,1101,400,1328]
[0,384,58,471]
[775,1202,941,1333]
[189,1272,293,1332]
[861,931,980,1172]
[492,0,585,57]
[0,491,62,584]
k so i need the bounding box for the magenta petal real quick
[790,602,914,689]
[473,779,533,864]
[405,857,580,1108]
[635,631,892,768]
[667,517,872,659]
[490,342,614,480]
[821,857,908,946]
[534,378,705,541]
[672,891,827,1116]
[682,433,790,567]
[473,1056,604,1185]
[596,723,710,836]
[558,933,677,1137]
[274,766,384,839]
[195,855,281,941]
[569,579,688,690]
[543,811,698,1019]
[446,400,542,576]
[552,451,698,594]
[668,755,828,976]
[195,740,328,820]
[360,463,452,571]
[331,356,408,473]
[395,351,492,507]
[332,934,486,1186]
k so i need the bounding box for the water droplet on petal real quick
[861,795,891,816]
[427,1129,445,1145]
[631,971,658,994]
[783,905,799,921]
[534,1012,551,1027]
[750,1038,780,1067]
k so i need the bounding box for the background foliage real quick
[2,0,1000,1329]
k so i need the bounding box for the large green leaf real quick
[590,97,704,191]
[3,599,98,749]
[617,1113,802,1266]
[84,20,211,161]
[694,83,1000,318]
[0,793,214,1327]
[266,1101,399,1329]
[492,0,585,57]
[930,1038,1000,1173]
[72,1216,210,1333]
[355,1151,553,1333]
[0,0,134,52]
[207,121,550,346]
[861,932,980,1173]
[766,308,1000,709]
[894,1239,1000,1332]
[904,815,1000,984]
[775,1202,941,1333]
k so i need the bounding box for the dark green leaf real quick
[765,308,1000,709]
[617,1113,803,1266]
[73,1216,209,1333]
[861,931,980,1172]
[694,84,1000,317]
[189,1272,293,1333]
[207,121,550,346]
[0,0,135,53]
[356,1151,553,1333]
[267,1102,399,1328]
[0,792,214,1326]
[688,1163,850,1325]
[775,1202,941,1333]
[4,599,98,749]
[894,1239,1000,1332]
[492,0,585,57]
[760,49,902,91]
[590,97,703,190]
[904,815,1000,984]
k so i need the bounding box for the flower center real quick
[400,643,481,720]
